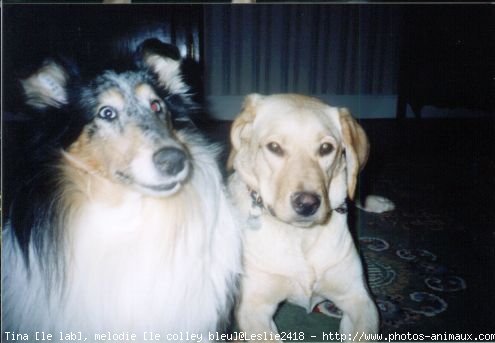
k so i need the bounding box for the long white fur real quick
[2,131,242,340]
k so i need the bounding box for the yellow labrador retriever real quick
[228,94,379,339]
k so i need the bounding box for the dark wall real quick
[397,6,493,117]
[3,4,493,115]
[3,5,203,110]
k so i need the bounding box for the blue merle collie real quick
[2,39,241,339]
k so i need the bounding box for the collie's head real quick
[21,39,197,197]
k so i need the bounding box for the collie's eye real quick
[98,106,117,120]
[266,142,284,156]
[150,100,162,113]
[319,142,334,156]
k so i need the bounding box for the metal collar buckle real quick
[249,188,264,209]
[334,204,348,214]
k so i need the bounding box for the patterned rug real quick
[315,233,466,332]
[310,153,475,335]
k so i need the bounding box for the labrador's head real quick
[228,94,369,227]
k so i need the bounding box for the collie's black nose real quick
[153,147,187,176]
[291,192,321,217]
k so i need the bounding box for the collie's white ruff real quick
[2,131,241,340]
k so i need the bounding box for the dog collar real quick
[334,203,348,214]
[247,186,347,215]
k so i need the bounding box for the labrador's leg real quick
[335,288,379,339]
[316,244,379,339]
[236,270,289,342]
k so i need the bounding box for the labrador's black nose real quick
[291,192,321,217]
[153,147,187,176]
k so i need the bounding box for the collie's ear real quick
[20,59,69,110]
[227,94,264,188]
[338,107,370,200]
[136,39,188,95]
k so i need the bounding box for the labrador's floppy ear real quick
[227,93,264,189]
[21,59,70,110]
[339,107,370,200]
[136,39,189,95]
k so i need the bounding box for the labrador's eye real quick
[266,142,284,156]
[319,142,334,156]
[98,106,117,121]
[150,99,162,113]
